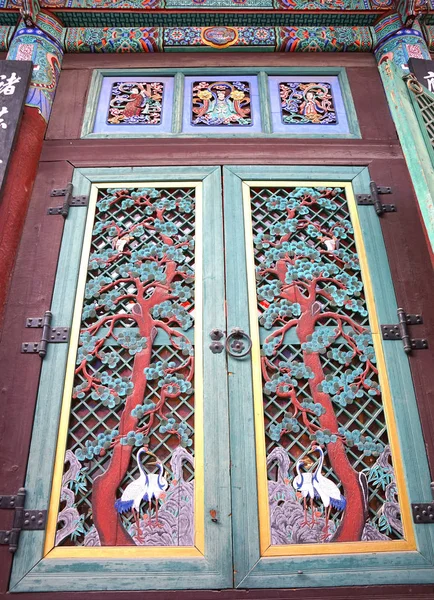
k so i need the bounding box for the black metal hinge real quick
[21,310,70,358]
[381,308,428,353]
[412,483,434,524]
[0,488,46,553]
[356,181,396,215]
[48,182,88,218]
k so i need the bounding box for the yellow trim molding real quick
[242,180,416,558]
[44,181,204,560]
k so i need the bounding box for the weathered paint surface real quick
[379,60,434,255]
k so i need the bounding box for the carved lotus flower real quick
[230,90,245,101]
[197,90,212,100]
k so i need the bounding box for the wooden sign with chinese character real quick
[0,60,32,196]
[408,58,434,93]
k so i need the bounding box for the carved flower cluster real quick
[76,331,98,364]
[260,300,301,330]
[75,428,119,461]
[120,430,150,447]
[278,360,314,380]
[145,360,177,380]
[159,418,192,448]
[90,374,134,409]
[152,300,193,330]
[302,326,338,354]
[131,401,156,420]
[352,332,376,362]
[117,330,148,355]
[338,427,384,456]
[301,401,326,416]
[319,368,366,407]
[311,428,339,445]
[264,374,296,396]
[269,414,301,441]
[159,373,192,395]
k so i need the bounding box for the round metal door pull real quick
[226,328,252,358]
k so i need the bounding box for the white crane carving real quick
[311,444,346,539]
[292,456,316,526]
[114,448,169,540]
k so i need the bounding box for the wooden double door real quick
[5,164,434,592]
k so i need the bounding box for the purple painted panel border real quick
[93,76,174,134]
[268,75,350,135]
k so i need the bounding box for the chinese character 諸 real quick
[423,71,434,93]
[0,106,8,129]
[0,72,21,96]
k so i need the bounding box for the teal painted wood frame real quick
[379,62,434,253]
[406,82,434,170]
[81,67,360,140]
[223,165,434,589]
[10,166,233,593]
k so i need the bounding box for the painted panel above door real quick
[82,67,360,139]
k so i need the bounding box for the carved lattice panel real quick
[414,89,434,146]
[107,81,164,126]
[279,82,337,125]
[191,80,252,126]
[268,76,351,135]
[55,185,197,547]
[249,185,405,546]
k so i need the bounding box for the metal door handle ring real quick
[226,328,252,358]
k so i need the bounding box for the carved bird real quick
[310,444,346,539]
[112,234,132,252]
[321,236,339,252]
[145,460,169,527]
[293,456,316,526]
[114,449,168,540]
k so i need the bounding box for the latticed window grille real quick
[413,89,434,147]
[406,74,434,165]
[250,185,403,544]
[55,185,196,548]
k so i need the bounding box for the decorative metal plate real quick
[412,503,434,523]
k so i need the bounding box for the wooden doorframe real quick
[0,51,433,598]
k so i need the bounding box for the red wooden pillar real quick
[0,10,63,329]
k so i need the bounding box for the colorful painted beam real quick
[0,0,396,28]
[423,23,434,48]
[63,26,373,52]
[0,0,390,8]
[0,24,13,49]
[373,12,430,69]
